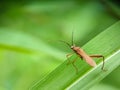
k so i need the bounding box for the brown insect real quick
[60,31,105,73]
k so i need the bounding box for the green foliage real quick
[0,0,119,90]
[30,21,120,90]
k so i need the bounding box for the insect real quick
[60,31,105,73]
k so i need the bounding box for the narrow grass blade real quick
[30,21,120,90]
[0,29,65,60]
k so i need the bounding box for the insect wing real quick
[83,55,96,67]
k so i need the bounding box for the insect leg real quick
[71,57,78,74]
[66,53,73,65]
[80,56,83,60]
[66,54,79,73]
[89,55,106,71]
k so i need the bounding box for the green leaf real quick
[30,21,120,90]
[0,29,65,60]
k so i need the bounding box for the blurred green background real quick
[0,0,120,90]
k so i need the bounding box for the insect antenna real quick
[59,40,71,48]
[72,30,74,46]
